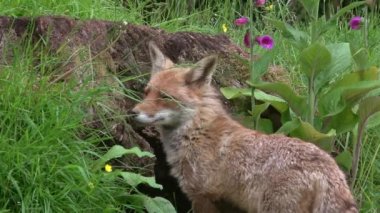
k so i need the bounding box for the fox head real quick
[131,41,218,128]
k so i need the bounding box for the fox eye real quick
[159,92,172,100]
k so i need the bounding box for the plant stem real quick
[351,123,365,188]
[364,5,369,49]
[249,0,256,129]
[308,76,315,125]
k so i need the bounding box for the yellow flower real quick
[105,164,112,172]
[265,4,274,11]
[222,24,228,33]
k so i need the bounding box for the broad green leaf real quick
[254,89,285,102]
[119,171,163,189]
[127,195,176,213]
[94,145,154,170]
[329,67,379,90]
[314,43,352,92]
[144,197,176,213]
[300,43,332,79]
[350,43,369,70]
[276,118,335,151]
[299,0,319,19]
[342,82,380,104]
[290,120,335,151]
[366,112,380,129]
[249,102,270,119]
[256,118,273,134]
[367,87,380,97]
[237,114,255,130]
[318,88,346,117]
[276,119,301,135]
[280,108,292,125]
[254,90,288,113]
[238,113,274,133]
[249,82,307,117]
[322,106,358,134]
[251,51,274,83]
[319,67,379,117]
[220,87,251,99]
[318,80,380,117]
[358,96,380,129]
[335,150,353,171]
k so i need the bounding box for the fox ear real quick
[185,55,217,86]
[148,41,174,75]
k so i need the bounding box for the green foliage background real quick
[0,0,379,212]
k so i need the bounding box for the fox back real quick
[132,42,358,213]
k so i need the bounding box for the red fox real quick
[131,41,358,213]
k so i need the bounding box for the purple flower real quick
[234,17,249,26]
[349,16,362,30]
[244,31,251,48]
[256,0,266,7]
[255,35,274,49]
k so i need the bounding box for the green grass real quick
[0,38,140,212]
[354,128,380,212]
[0,0,379,212]
[0,0,134,22]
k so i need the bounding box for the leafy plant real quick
[221,0,380,187]
[95,145,176,213]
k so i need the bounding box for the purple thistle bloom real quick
[256,35,274,49]
[256,0,266,7]
[349,16,362,30]
[255,36,261,44]
[234,17,249,26]
[244,31,251,48]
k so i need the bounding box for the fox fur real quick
[132,41,358,213]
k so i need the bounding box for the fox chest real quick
[161,135,203,192]
[162,141,196,178]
